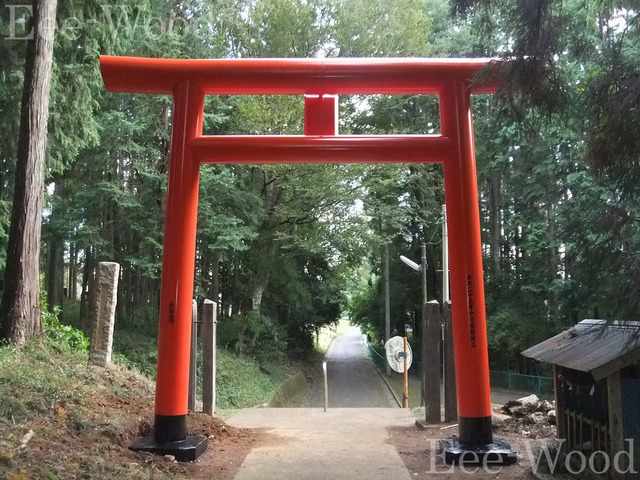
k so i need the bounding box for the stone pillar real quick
[89,262,120,367]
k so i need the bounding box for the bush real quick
[43,307,90,353]
[40,284,89,354]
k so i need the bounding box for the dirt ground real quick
[0,365,266,480]
[385,413,568,480]
[1,347,564,480]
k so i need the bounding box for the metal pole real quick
[323,361,328,412]
[403,336,409,408]
[441,204,449,418]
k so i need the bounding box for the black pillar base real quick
[129,414,207,462]
[129,434,208,462]
[441,437,517,465]
[458,415,493,444]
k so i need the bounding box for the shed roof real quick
[521,319,640,381]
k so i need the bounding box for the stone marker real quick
[89,262,120,367]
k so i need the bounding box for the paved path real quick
[225,330,409,479]
[301,327,396,408]
[227,408,417,480]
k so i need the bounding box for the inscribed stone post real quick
[89,262,120,367]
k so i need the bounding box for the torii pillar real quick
[100,56,515,464]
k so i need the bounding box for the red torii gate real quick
[100,56,515,463]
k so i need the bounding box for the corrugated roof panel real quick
[521,319,640,381]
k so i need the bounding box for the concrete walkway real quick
[227,408,418,480]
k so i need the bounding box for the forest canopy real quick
[1,0,640,368]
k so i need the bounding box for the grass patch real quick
[380,370,423,409]
[215,349,292,416]
[0,338,172,479]
[111,327,294,415]
[0,306,285,479]
[0,340,95,421]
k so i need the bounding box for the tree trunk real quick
[80,246,94,331]
[251,275,269,311]
[0,0,58,345]
[69,238,78,300]
[46,235,64,311]
[46,178,65,311]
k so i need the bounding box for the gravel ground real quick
[301,327,397,408]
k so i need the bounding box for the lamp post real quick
[400,243,429,411]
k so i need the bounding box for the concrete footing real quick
[440,437,517,465]
[129,435,207,461]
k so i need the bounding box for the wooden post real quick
[443,301,457,422]
[421,301,428,416]
[607,371,625,478]
[553,365,565,440]
[188,299,197,412]
[202,299,218,416]
[424,301,441,423]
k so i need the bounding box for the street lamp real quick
[400,243,427,304]
[399,255,420,271]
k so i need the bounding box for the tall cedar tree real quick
[0,0,58,344]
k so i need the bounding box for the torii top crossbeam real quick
[100,56,496,95]
[100,55,506,461]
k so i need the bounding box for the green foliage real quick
[218,311,287,363]
[107,326,291,412]
[43,308,90,354]
[329,0,431,56]
[6,0,640,376]
[112,330,158,379]
[40,280,89,353]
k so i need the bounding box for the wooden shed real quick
[522,319,640,478]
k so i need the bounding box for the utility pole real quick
[421,242,427,303]
[384,244,391,375]
[420,242,427,408]
[442,204,456,421]
[442,205,450,303]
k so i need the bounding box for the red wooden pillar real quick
[130,79,207,460]
[440,81,493,445]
